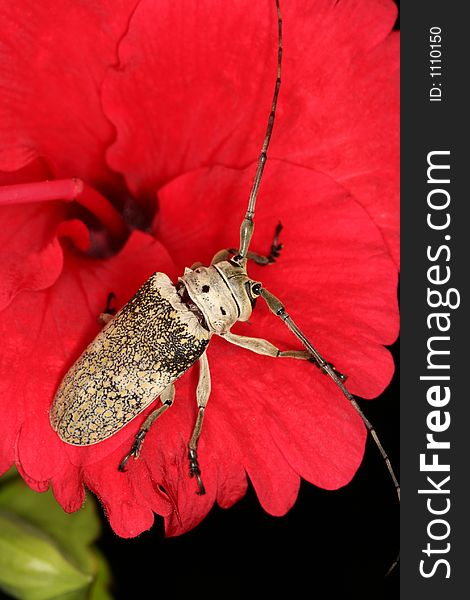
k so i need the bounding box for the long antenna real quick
[237,0,282,262]
[259,287,400,504]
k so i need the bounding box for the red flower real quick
[0,0,399,538]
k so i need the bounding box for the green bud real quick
[0,510,91,600]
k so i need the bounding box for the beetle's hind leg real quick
[188,351,211,495]
[211,222,283,266]
[118,383,175,472]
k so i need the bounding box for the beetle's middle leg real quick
[118,383,175,472]
[219,331,311,361]
[220,331,346,380]
[188,351,211,495]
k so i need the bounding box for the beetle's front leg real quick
[211,222,283,266]
[188,351,211,495]
[119,383,175,472]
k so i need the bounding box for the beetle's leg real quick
[98,292,116,325]
[188,351,211,495]
[221,331,345,383]
[118,383,175,472]
[240,221,283,264]
[211,222,283,266]
[220,331,310,360]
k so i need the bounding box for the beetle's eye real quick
[244,281,260,308]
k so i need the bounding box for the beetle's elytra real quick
[50,272,210,446]
[50,0,399,527]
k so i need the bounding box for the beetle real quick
[50,0,399,513]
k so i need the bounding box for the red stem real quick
[0,178,127,242]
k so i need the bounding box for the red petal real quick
[0,173,130,310]
[0,202,65,311]
[153,162,397,515]
[103,0,398,260]
[0,231,177,534]
[0,0,139,193]
[84,450,172,538]
[208,336,361,492]
[1,160,398,536]
[0,162,65,310]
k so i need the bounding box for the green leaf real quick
[0,480,99,574]
[88,549,113,600]
[0,467,19,484]
[0,478,112,600]
[0,511,91,600]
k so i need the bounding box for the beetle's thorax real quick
[179,261,259,334]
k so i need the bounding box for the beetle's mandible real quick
[49,0,400,542]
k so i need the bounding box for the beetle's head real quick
[179,261,261,334]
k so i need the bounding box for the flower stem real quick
[0,178,127,242]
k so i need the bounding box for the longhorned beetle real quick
[49,3,399,567]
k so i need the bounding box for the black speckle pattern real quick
[50,273,210,445]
